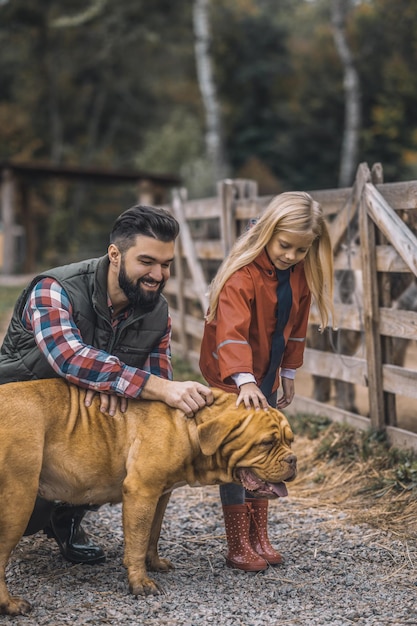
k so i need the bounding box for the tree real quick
[331,0,361,187]
[193,0,229,185]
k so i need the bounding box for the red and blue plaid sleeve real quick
[23,277,172,396]
[141,315,173,381]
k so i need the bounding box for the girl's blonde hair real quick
[206,191,334,329]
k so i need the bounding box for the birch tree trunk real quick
[49,0,107,28]
[193,0,229,183]
[331,0,361,188]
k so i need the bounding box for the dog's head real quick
[196,389,297,499]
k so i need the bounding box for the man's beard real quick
[118,260,164,311]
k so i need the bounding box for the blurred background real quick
[0,0,416,268]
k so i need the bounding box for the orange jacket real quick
[199,249,311,394]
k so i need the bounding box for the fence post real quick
[372,163,397,426]
[217,178,258,255]
[359,163,386,431]
[217,179,236,256]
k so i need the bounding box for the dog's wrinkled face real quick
[197,395,297,499]
[232,410,296,498]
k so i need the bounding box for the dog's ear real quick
[197,410,247,456]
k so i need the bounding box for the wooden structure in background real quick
[0,161,181,274]
[164,163,417,452]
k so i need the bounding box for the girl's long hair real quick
[206,191,334,329]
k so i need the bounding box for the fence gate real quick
[164,164,417,453]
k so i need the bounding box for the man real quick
[0,204,213,565]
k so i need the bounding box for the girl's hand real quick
[236,382,269,411]
[277,377,295,409]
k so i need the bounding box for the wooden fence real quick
[164,162,417,453]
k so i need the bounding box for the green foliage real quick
[0,0,196,168]
[394,460,417,488]
[354,0,417,181]
[212,1,302,186]
[2,0,417,263]
[134,109,216,198]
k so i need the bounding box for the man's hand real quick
[236,382,269,411]
[84,390,128,416]
[141,376,214,417]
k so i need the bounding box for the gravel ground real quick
[5,485,417,626]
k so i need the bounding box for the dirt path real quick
[6,480,417,626]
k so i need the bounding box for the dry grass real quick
[289,415,417,539]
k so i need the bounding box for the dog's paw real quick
[128,572,162,596]
[146,555,174,572]
[0,596,32,616]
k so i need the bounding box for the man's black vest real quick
[0,256,169,384]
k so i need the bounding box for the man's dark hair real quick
[110,205,180,253]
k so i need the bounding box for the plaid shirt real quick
[22,277,173,397]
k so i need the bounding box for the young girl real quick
[199,191,334,571]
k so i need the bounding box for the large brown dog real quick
[0,378,296,616]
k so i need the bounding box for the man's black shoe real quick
[45,504,106,565]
